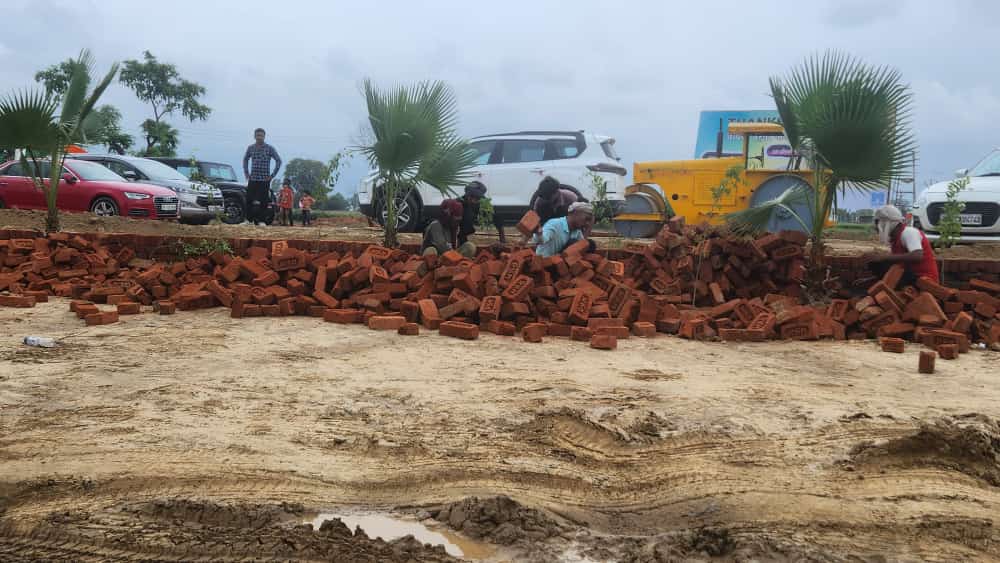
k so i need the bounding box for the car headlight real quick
[125,192,151,200]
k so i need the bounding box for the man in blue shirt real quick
[536,202,595,257]
[242,128,282,226]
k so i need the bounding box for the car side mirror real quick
[122,170,138,181]
[955,168,968,177]
[62,173,77,184]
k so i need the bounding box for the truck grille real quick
[926,202,999,227]
[154,196,179,218]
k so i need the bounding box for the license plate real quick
[160,204,177,211]
[959,214,982,226]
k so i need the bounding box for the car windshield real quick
[968,150,1000,177]
[201,163,238,182]
[69,160,126,181]
[129,158,190,181]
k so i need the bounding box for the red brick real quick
[969,278,1000,294]
[655,318,681,334]
[478,295,502,322]
[313,290,340,309]
[563,239,590,257]
[23,290,48,303]
[916,276,957,301]
[252,270,280,287]
[75,303,100,318]
[107,294,129,306]
[0,294,35,308]
[484,320,516,336]
[501,274,534,302]
[261,304,280,316]
[904,293,946,325]
[631,321,656,337]
[918,351,936,374]
[974,301,997,319]
[157,301,176,315]
[590,333,617,350]
[516,210,541,236]
[85,311,118,325]
[718,328,750,342]
[952,312,974,333]
[324,308,361,324]
[598,326,630,339]
[439,320,479,340]
[922,329,970,353]
[879,337,905,353]
[569,326,593,341]
[567,292,593,325]
[882,263,906,289]
[522,323,546,343]
[369,315,407,330]
[878,322,915,338]
[242,304,261,317]
[937,343,959,360]
[308,305,328,318]
[398,322,420,336]
[781,321,818,341]
[116,302,141,315]
[546,323,573,337]
[587,318,624,331]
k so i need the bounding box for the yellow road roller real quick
[613,122,816,238]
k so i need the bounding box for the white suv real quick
[358,131,627,231]
[912,148,1000,240]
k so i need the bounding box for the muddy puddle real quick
[308,511,497,560]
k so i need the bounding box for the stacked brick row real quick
[0,225,997,352]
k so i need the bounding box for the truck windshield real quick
[969,150,1000,177]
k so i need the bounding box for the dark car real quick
[150,158,276,225]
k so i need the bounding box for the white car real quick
[358,130,627,232]
[912,149,1000,240]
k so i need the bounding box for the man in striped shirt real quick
[242,128,282,225]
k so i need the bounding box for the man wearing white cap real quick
[863,204,939,284]
[535,202,596,257]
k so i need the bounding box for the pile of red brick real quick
[1,222,998,354]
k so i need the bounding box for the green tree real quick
[119,51,210,156]
[284,158,330,199]
[35,58,133,154]
[357,79,476,247]
[727,51,916,268]
[323,192,349,211]
[0,50,118,231]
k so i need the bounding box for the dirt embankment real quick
[2,297,1000,561]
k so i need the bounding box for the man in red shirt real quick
[863,205,940,285]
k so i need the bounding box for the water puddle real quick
[307,512,496,560]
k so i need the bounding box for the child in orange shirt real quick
[299,191,315,226]
[277,179,294,226]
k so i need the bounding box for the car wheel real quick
[90,196,119,217]
[376,192,421,232]
[222,197,245,224]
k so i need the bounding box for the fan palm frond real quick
[0,89,59,150]
[726,182,813,235]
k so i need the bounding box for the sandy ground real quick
[2,299,1000,561]
[3,208,1000,260]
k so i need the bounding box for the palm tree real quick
[0,50,118,232]
[727,51,916,266]
[357,79,476,248]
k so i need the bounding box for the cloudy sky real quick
[2,0,998,209]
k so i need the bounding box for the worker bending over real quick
[536,202,596,257]
[863,204,939,285]
[422,199,476,258]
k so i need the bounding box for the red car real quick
[0,159,179,219]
